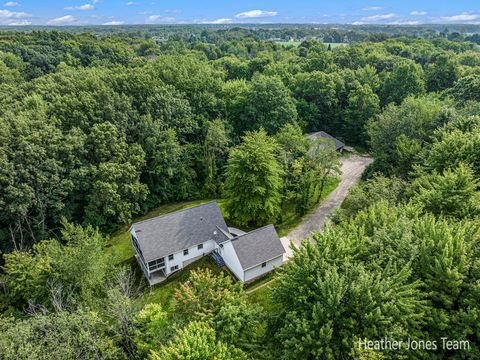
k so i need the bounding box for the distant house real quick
[129,201,286,285]
[152,36,169,44]
[308,131,345,152]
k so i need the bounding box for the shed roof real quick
[131,201,229,262]
[308,131,345,151]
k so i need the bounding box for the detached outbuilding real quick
[129,201,286,285]
[308,131,345,152]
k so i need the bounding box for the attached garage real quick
[219,224,286,283]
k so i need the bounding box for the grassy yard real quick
[246,277,279,314]
[246,282,276,312]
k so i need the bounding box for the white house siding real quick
[243,255,283,283]
[164,239,216,275]
[218,241,244,281]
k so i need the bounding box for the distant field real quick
[275,41,348,48]
[275,41,302,47]
[324,42,348,48]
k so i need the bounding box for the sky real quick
[0,1,479,26]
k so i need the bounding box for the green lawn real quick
[246,278,279,314]
[245,272,275,292]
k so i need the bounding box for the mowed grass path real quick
[105,179,340,311]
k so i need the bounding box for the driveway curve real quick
[282,153,373,253]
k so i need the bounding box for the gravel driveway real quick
[282,153,373,254]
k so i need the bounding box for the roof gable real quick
[231,225,285,270]
[308,131,345,151]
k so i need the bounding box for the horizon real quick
[1,23,480,28]
[0,1,479,27]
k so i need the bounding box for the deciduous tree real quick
[224,130,283,226]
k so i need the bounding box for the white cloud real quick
[389,20,421,25]
[235,9,277,18]
[4,2,19,6]
[146,14,175,23]
[362,6,383,11]
[9,20,31,25]
[361,13,397,21]
[0,9,31,18]
[47,15,77,25]
[103,20,124,25]
[441,13,479,22]
[410,11,428,16]
[126,2,138,5]
[64,4,94,11]
[201,18,232,24]
[146,14,161,22]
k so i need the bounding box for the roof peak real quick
[132,200,218,227]
[231,224,275,242]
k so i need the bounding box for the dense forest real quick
[0,26,479,359]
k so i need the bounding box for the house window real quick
[168,254,174,261]
[170,265,179,272]
[197,243,203,250]
[184,249,189,256]
[148,258,165,271]
[261,262,267,268]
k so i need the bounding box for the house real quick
[308,131,345,152]
[129,201,286,285]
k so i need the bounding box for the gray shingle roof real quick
[308,131,345,151]
[131,201,229,262]
[231,225,285,270]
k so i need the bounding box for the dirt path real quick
[283,154,373,252]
